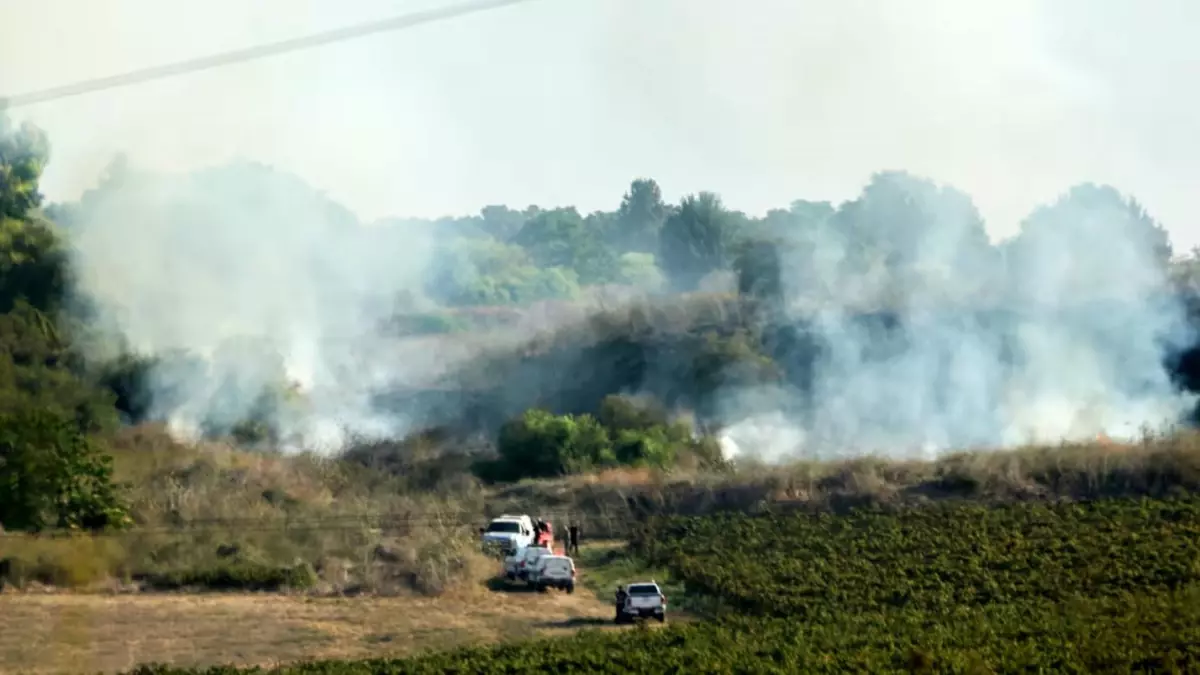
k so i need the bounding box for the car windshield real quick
[526,548,551,559]
[628,584,660,595]
[486,521,521,533]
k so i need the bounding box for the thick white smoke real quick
[719,178,1195,463]
[66,161,449,450]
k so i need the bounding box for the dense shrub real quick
[141,561,318,592]
[0,407,130,532]
[476,395,724,482]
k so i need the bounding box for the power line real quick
[0,0,541,111]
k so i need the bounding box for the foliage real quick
[611,178,668,254]
[0,407,130,531]
[0,301,120,432]
[0,215,69,315]
[428,237,581,306]
[633,496,1200,620]
[513,207,618,286]
[0,115,49,221]
[143,561,318,591]
[659,192,739,292]
[616,251,665,290]
[483,409,615,481]
[479,395,723,482]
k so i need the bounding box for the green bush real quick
[0,407,129,532]
[478,396,725,482]
[142,561,317,592]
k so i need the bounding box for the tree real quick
[829,171,996,304]
[0,215,69,315]
[1006,183,1172,301]
[0,115,49,220]
[612,178,667,253]
[659,192,737,292]
[478,205,527,241]
[513,208,619,285]
[0,301,119,433]
[734,239,784,305]
[0,407,129,532]
[427,237,580,306]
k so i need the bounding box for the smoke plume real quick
[718,177,1194,462]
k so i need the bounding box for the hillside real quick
[7,111,1200,673]
[93,439,1200,673]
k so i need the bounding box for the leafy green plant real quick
[0,407,129,531]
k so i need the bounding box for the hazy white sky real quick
[2,0,1197,246]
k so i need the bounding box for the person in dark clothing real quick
[615,585,628,610]
[568,523,580,555]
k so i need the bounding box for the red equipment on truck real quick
[534,519,554,550]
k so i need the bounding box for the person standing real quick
[568,522,580,555]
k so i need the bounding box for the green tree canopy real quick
[513,207,619,286]
[613,178,668,254]
[659,192,738,292]
[0,115,50,221]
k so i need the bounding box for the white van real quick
[503,545,554,582]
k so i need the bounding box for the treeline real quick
[8,109,1200,528]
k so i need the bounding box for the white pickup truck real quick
[481,515,535,557]
[503,545,554,583]
[528,554,576,593]
[615,581,667,623]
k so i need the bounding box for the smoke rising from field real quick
[65,162,449,450]
[717,179,1195,463]
[25,1,1198,459]
[61,159,1198,463]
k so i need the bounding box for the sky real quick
[1,0,1198,247]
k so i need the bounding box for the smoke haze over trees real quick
[6,110,1200,480]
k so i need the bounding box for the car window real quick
[628,584,660,595]
[486,521,521,533]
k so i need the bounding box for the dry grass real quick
[0,580,620,674]
[10,423,1200,593]
[489,431,1200,534]
[1,425,490,595]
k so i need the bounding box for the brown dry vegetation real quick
[1,424,490,596]
[490,430,1200,535]
[0,574,622,674]
[5,424,1200,594]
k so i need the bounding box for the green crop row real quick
[630,495,1200,619]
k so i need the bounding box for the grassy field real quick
[109,484,1200,673]
[6,430,1200,673]
[0,565,627,674]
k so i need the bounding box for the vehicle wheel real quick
[566,583,575,594]
[537,583,548,593]
[656,614,666,623]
